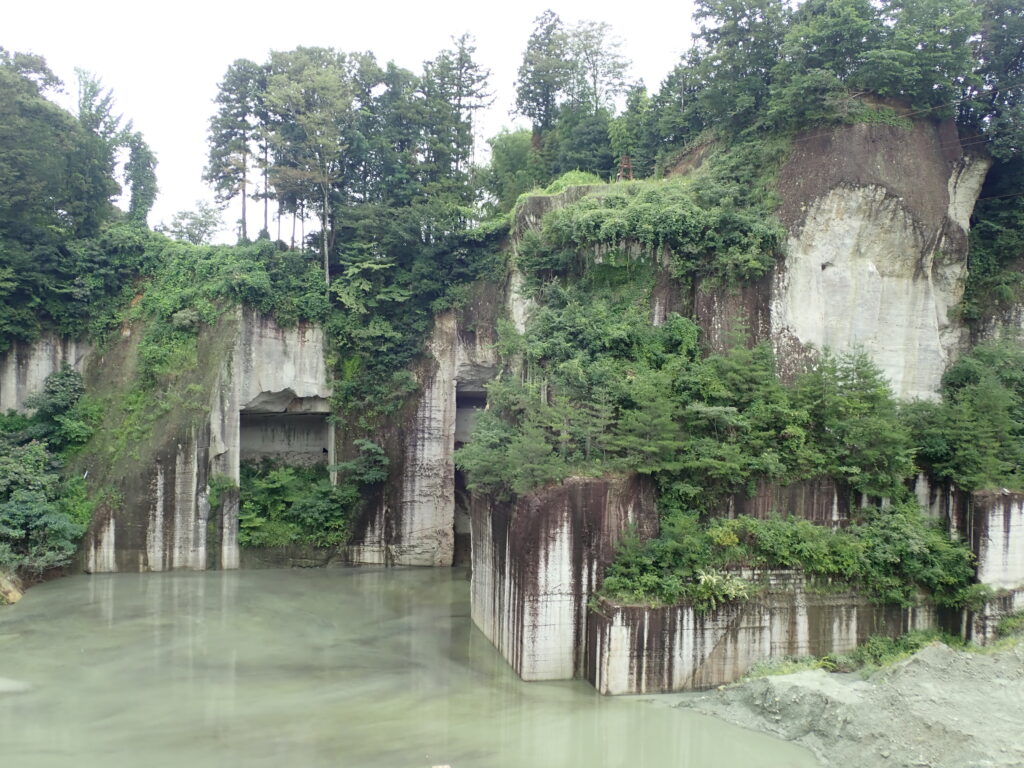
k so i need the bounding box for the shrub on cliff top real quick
[600,501,978,611]
[523,139,788,286]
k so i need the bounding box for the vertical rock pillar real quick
[470,474,657,681]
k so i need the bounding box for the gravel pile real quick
[676,642,1024,768]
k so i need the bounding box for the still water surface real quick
[0,568,818,768]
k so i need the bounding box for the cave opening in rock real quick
[454,388,487,567]
[238,389,334,469]
[239,411,332,467]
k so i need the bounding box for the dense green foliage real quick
[458,258,981,610]
[903,341,1024,491]
[2,2,1023,602]
[457,258,913,506]
[483,0,1022,213]
[748,629,970,677]
[460,0,1024,611]
[200,44,506,420]
[2,44,504,429]
[238,441,386,548]
[601,504,979,611]
[838,631,965,669]
[0,52,157,352]
[960,156,1024,325]
[997,611,1024,638]
[205,42,489,258]
[522,139,787,286]
[0,367,97,574]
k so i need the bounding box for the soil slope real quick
[675,642,1024,768]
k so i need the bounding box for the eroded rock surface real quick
[770,123,989,399]
[82,308,333,573]
[0,336,91,413]
[589,571,942,695]
[471,475,657,681]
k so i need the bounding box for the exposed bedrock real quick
[678,121,989,400]
[915,480,1024,593]
[0,335,91,413]
[509,122,990,399]
[470,474,658,681]
[770,121,989,400]
[347,290,499,567]
[588,571,947,695]
[5,289,501,572]
[720,476,852,528]
[958,490,1024,643]
[970,491,1024,590]
[83,308,333,573]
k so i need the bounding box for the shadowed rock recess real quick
[1,118,1022,697]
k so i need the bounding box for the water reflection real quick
[0,569,819,768]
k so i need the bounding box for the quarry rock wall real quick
[346,284,500,567]
[0,336,92,413]
[469,474,658,681]
[587,571,944,695]
[769,121,988,399]
[80,308,333,573]
[674,121,989,399]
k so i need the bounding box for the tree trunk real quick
[262,145,269,234]
[240,152,248,241]
[321,186,330,287]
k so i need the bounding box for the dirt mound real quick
[677,642,1024,768]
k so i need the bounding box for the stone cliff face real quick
[83,308,334,573]
[691,120,990,400]
[467,145,1019,693]
[3,284,503,573]
[470,475,657,681]
[0,336,91,413]
[588,571,945,695]
[346,286,500,567]
[348,314,460,567]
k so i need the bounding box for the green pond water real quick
[0,568,819,768]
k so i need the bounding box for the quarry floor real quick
[658,640,1024,768]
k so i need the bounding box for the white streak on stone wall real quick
[471,476,657,682]
[0,336,91,412]
[969,587,1024,643]
[171,433,204,570]
[946,155,989,233]
[148,464,166,571]
[220,494,239,571]
[591,572,940,695]
[352,306,498,567]
[507,268,534,335]
[525,516,576,680]
[974,493,1024,590]
[85,517,116,573]
[396,314,457,566]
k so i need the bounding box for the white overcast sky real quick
[6,0,697,239]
